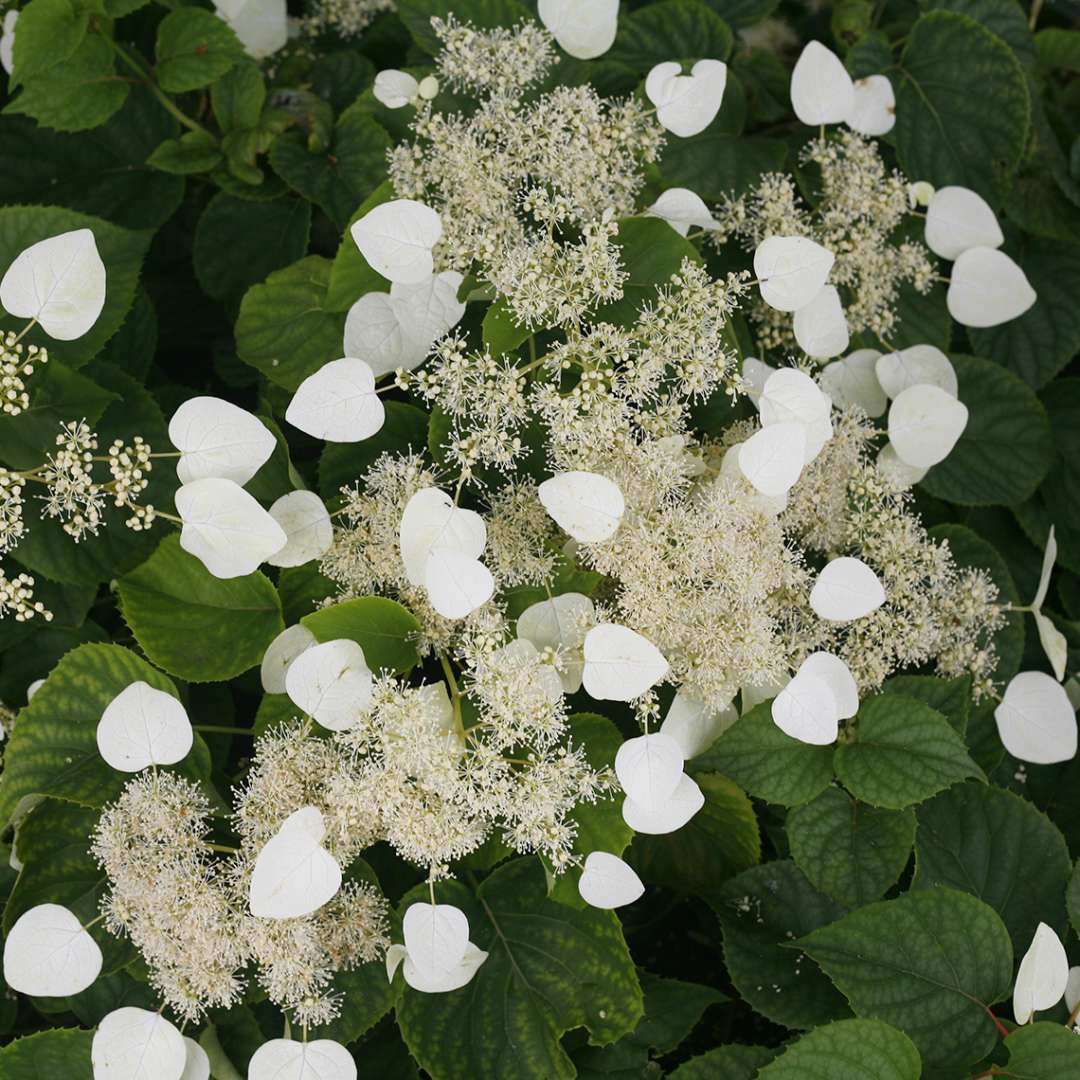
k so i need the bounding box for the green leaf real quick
[1036,27,1080,72]
[482,297,531,357]
[1070,858,1080,937]
[625,972,726,1055]
[712,860,850,1029]
[300,596,422,675]
[893,11,1029,201]
[0,1029,93,1079]
[607,0,734,72]
[704,0,779,29]
[881,674,971,735]
[235,256,345,390]
[911,781,1071,951]
[117,533,283,683]
[396,858,643,1080]
[787,787,915,909]
[0,642,212,826]
[395,0,531,55]
[925,0,1036,68]
[308,960,394,1045]
[660,133,787,201]
[154,7,243,93]
[277,562,336,624]
[798,888,1013,1071]
[757,1018,920,1080]
[697,702,835,807]
[668,1043,777,1080]
[147,130,223,175]
[9,0,88,85]
[211,61,266,133]
[1000,1022,1080,1078]
[835,695,984,810]
[921,355,1052,507]
[325,181,395,312]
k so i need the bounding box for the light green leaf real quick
[1036,27,1080,72]
[211,61,266,133]
[147,130,223,175]
[154,7,244,93]
[0,1029,93,1079]
[300,595,422,675]
[482,297,531,357]
[9,0,87,85]
[757,1018,920,1080]
[999,1022,1080,1078]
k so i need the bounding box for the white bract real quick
[286,357,385,442]
[792,284,849,359]
[737,423,806,497]
[844,74,895,136]
[212,0,286,59]
[790,41,854,126]
[582,623,669,701]
[181,1039,210,1080]
[517,592,595,693]
[645,59,728,138]
[754,236,835,312]
[537,0,619,59]
[646,188,720,236]
[248,1038,357,1080]
[386,902,489,993]
[622,773,704,834]
[91,1007,187,1080]
[0,228,106,340]
[350,199,443,284]
[578,851,644,909]
[772,670,840,745]
[1013,923,1069,1025]
[249,807,342,919]
[887,383,968,468]
[1030,526,1066,681]
[876,345,958,400]
[373,69,420,108]
[758,368,834,465]
[994,671,1077,764]
[538,471,625,543]
[615,732,685,809]
[720,441,787,517]
[924,186,1003,261]
[876,442,928,488]
[660,691,738,759]
[1067,966,1080,1014]
[399,487,486,586]
[260,624,318,695]
[3,903,102,997]
[285,638,373,731]
[799,652,859,719]
[267,490,333,568]
[947,246,1037,328]
[820,350,887,417]
[425,546,495,619]
[740,356,776,405]
[175,477,287,579]
[96,681,193,772]
[0,10,16,76]
[168,396,276,486]
[810,556,886,622]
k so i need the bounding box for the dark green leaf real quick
[999,1022,1080,1078]
[880,674,971,735]
[757,1018,920,1080]
[660,133,787,202]
[0,1029,93,1079]
[668,1043,777,1079]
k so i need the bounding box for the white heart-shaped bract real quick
[810,556,886,622]
[877,442,928,488]
[582,623,669,701]
[212,0,286,59]
[994,671,1077,765]
[820,349,886,417]
[772,671,840,745]
[759,368,833,455]
[578,851,645,909]
[790,41,854,126]
[720,442,788,517]
[741,674,787,714]
[924,186,1004,261]
[399,487,486,587]
[1034,612,1068,683]
[248,1038,357,1080]
[741,356,776,405]
[266,490,333,568]
[284,638,372,731]
[0,10,17,77]
[1014,922,1069,1025]
[91,1007,187,1080]
[660,690,738,759]
[646,58,728,138]
[250,807,342,919]
[844,74,895,136]
[0,228,106,341]
[737,422,807,497]
[516,592,594,693]
[96,681,193,772]
[875,345,958,400]
[646,188,719,236]
[947,246,1037,328]
[754,236,836,312]
[622,773,704,834]
[175,477,287,579]
[260,623,318,694]
[180,1038,210,1080]
[492,638,564,702]
[1066,966,1080,1014]
[401,940,488,993]
[168,396,276,486]
[793,284,849,359]
[538,0,619,59]
[403,902,471,978]
[887,383,969,469]
[1033,526,1057,611]
[286,357,385,443]
[425,548,495,619]
[798,652,858,719]
[350,199,442,285]
[373,68,419,108]
[3,903,102,997]
[615,732,685,809]
[538,471,624,543]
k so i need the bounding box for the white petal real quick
[180,1038,210,1080]
[876,345,958,400]
[3,903,102,997]
[0,228,106,340]
[819,350,886,417]
[387,271,465,370]
[741,356,776,405]
[493,638,564,702]
[792,284,849,359]
[175,477,287,579]
[96,681,192,772]
[790,41,854,126]
[582,623,669,701]
[995,671,1077,765]
[947,246,1037,328]
[1065,966,1080,1013]
[646,58,727,138]
[169,397,276,486]
[260,624,318,695]
[759,368,832,430]
[399,487,486,586]
[719,442,788,516]
[373,69,419,109]
[615,732,685,809]
[286,357,385,443]
[0,11,17,77]
[660,691,738,759]
[1032,525,1057,610]
[91,1007,186,1080]
[798,652,858,719]
[212,0,286,59]
[350,199,442,285]
[1035,612,1068,683]
[622,773,704,834]
[1014,922,1069,1025]
[737,422,806,496]
[385,942,408,983]
[403,902,470,977]
[538,0,618,59]
[284,639,372,731]
[877,442,928,488]
[248,1039,356,1080]
[278,805,328,844]
[887,383,969,468]
[646,188,719,236]
[578,851,644,909]
[425,548,495,619]
[924,186,1004,261]
[844,74,895,136]
[772,671,840,745]
[538,471,624,543]
[810,556,886,622]
[249,814,341,919]
[402,941,487,993]
[26,677,44,701]
[754,236,836,312]
[266,490,333,568]
[516,592,594,693]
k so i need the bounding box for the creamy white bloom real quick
[622,774,704,834]
[646,188,720,236]
[737,423,806,497]
[660,691,737,759]
[887,383,968,468]
[615,732,685,809]
[538,471,624,543]
[583,623,669,701]
[516,592,595,693]
[260,623,317,695]
[820,349,887,417]
[947,246,1036,328]
[876,345,958,400]
[249,807,342,919]
[772,670,840,745]
[792,284,849,359]
[754,235,835,312]
[248,1039,356,1080]
[1013,922,1069,1025]
[373,69,420,108]
[810,557,886,622]
[91,1007,186,1080]
[844,74,895,136]
[285,638,373,731]
[924,186,1003,261]
[0,10,17,76]
[994,671,1077,764]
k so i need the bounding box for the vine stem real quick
[438,650,465,741]
[1028,0,1043,30]
[194,724,254,735]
